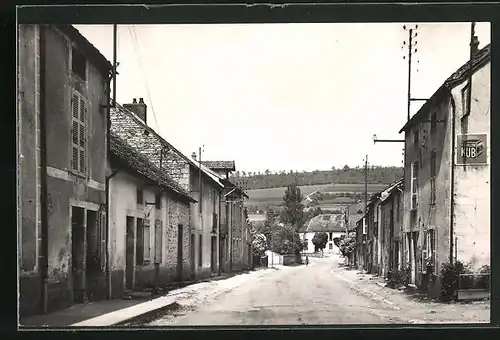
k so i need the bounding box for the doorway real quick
[125,216,135,290]
[71,206,86,303]
[85,210,100,301]
[177,224,183,280]
[211,236,217,273]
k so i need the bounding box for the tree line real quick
[230,166,403,190]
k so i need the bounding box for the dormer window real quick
[413,130,419,146]
[72,48,87,81]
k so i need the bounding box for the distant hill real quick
[230,166,403,190]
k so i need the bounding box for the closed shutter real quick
[154,220,162,263]
[136,219,144,265]
[99,211,107,271]
[71,91,87,174]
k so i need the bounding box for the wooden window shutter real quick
[136,219,144,265]
[71,93,79,171]
[154,220,162,263]
[71,91,86,174]
[99,211,107,271]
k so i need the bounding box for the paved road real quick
[148,255,404,326]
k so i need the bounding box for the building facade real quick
[300,214,346,254]
[107,134,196,298]
[399,42,490,296]
[18,25,112,316]
[110,101,224,280]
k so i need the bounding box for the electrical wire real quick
[128,25,161,134]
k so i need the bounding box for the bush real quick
[387,267,411,288]
[477,265,491,290]
[440,260,470,301]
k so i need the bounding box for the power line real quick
[128,25,161,134]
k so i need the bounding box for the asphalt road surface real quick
[148,255,405,326]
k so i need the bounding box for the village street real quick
[138,254,487,326]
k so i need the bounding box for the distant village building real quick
[399,42,490,297]
[300,214,346,254]
[18,25,112,316]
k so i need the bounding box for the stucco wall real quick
[189,170,221,277]
[109,171,191,294]
[450,62,490,270]
[402,93,453,286]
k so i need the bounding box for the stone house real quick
[107,133,196,298]
[399,42,490,297]
[110,100,224,280]
[300,214,346,254]
[18,25,112,317]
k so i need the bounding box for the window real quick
[329,243,333,250]
[430,112,437,137]
[155,192,161,209]
[430,151,437,206]
[212,190,217,214]
[413,130,419,146]
[198,235,202,267]
[136,218,144,265]
[71,48,87,81]
[137,188,143,204]
[71,91,87,175]
[410,162,419,210]
[144,219,151,261]
[461,84,469,117]
[422,229,436,274]
[329,232,333,241]
[154,220,162,263]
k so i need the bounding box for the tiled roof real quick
[306,214,346,233]
[111,103,223,189]
[202,161,236,171]
[400,43,491,133]
[109,133,196,203]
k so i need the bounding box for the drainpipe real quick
[443,85,457,264]
[39,25,49,314]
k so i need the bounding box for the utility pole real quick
[403,25,425,122]
[112,24,117,106]
[364,155,368,214]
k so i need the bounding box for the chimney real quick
[123,97,147,124]
[471,36,480,56]
[191,152,197,161]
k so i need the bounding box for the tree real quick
[312,232,328,252]
[271,223,302,255]
[262,209,280,248]
[265,169,270,176]
[252,234,267,256]
[339,232,357,266]
[343,165,350,171]
[281,184,305,230]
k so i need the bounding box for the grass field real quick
[245,182,391,205]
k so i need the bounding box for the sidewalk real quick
[331,261,490,324]
[19,268,273,328]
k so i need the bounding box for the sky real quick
[74,22,490,174]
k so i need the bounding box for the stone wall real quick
[110,106,190,192]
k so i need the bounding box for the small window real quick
[329,232,333,241]
[155,192,161,209]
[329,243,333,250]
[410,162,419,210]
[430,151,437,206]
[212,190,217,213]
[72,48,87,81]
[137,188,143,204]
[413,130,419,146]
[430,113,437,137]
[461,84,469,117]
